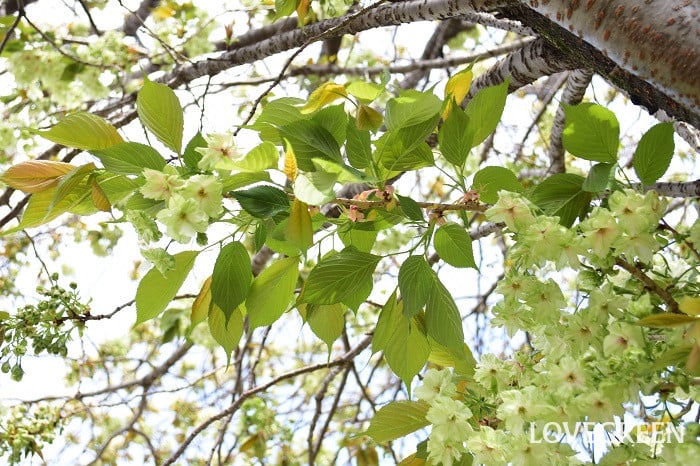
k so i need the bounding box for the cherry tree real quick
[0,1,698,464]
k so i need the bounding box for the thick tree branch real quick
[548,69,594,173]
[499,3,700,129]
[467,37,578,97]
[122,0,161,37]
[526,0,700,118]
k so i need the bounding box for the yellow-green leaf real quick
[306,303,346,355]
[34,112,123,151]
[679,296,700,316]
[442,67,473,119]
[637,313,700,328]
[301,82,347,114]
[284,139,298,182]
[286,198,313,251]
[190,276,212,331]
[137,78,184,154]
[364,400,430,443]
[247,256,299,329]
[135,251,199,325]
[208,305,244,365]
[356,105,383,132]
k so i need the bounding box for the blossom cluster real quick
[135,133,235,245]
[417,189,700,464]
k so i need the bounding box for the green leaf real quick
[209,305,244,364]
[398,256,433,318]
[312,104,348,145]
[306,303,346,354]
[385,316,430,389]
[346,81,384,103]
[529,173,591,227]
[345,121,373,169]
[377,139,434,175]
[465,79,509,146]
[471,166,523,204]
[299,247,380,308]
[385,90,441,130]
[221,172,271,192]
[428,340,477,378]
[247,256,299,329]
[251,98,307,145]
[338,223,377,253]
[633,122,675,185]
[36,112,123,150]
[364,401,430,443]
[137,78,184,154]
[293,170,337,205]
[12,182,90,231]
[376,115,439,172]
[183,132,206,171]
[396,194,424,222]
[312,158,366,184]
[582,162,614,193]
[96,174,140,205]
[135,251,198,324]
[274,0,297,18]
[91,142,166,175]
[233,186,290,218]
[562,103,619,163]
[426,275,465,355]
[279,120,342,171]
[211,242,252,322]
[434,223,477,269]
[373,291,401,353]
[439,105,473,166]
[50,163,96,213]
[228,141,279,172]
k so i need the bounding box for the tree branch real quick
[161,334,372,466]
[548,69,594,173]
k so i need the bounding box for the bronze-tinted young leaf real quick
[89,176,111,212]
[1,160,75,193]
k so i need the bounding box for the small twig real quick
[615,257,680,314]
[0,9,22,55]
[161,335,372,466]
[76,0,101,36]
[234,0,388,135]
